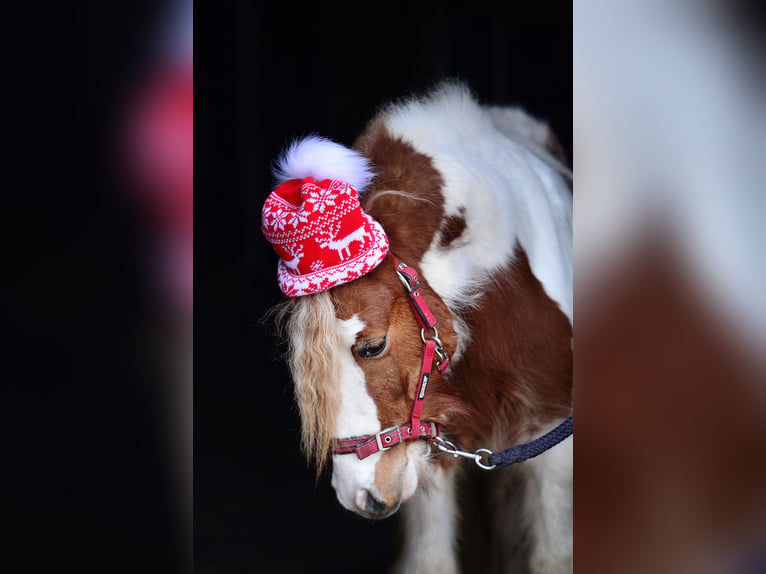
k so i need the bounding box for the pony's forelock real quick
[284,291,342,474]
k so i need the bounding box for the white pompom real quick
[273,135,375,193]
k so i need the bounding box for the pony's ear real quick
[273,135,376,193]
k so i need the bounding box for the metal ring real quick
[474,448,496,470]
[420,326,439,345]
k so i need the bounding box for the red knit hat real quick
[261,137,389,297]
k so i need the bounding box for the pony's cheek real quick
[401,460,419,502]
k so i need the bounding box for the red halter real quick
[330,257,449,459]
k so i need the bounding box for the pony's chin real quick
[356,502,401,520]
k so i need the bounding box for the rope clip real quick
[433,436,496,470]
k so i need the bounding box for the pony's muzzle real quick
[355,488,395,519]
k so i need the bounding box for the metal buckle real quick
[375,425,402,452]
[421,327,449,369]
[396,263,417,292]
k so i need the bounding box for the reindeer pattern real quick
[316,220,370,260]
[282,243,304,273]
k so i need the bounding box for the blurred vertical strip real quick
[126,0,192,568]
[1,0,191,570]
[575,1,766,572]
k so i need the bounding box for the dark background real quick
[196,2,571,573]
[10,2,766,572]
[0,1,570,572]
[3,1,185,572]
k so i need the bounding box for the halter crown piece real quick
[261,136,389,296]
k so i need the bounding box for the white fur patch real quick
[395,466,459,574]
[522,431,574,572]
[330,314,383,512]
[382,83,573,324]
[273,135,376,192]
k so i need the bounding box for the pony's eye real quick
[357,336,387,359]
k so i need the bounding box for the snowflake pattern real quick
[303,184,337,214]
[265,205,299,231]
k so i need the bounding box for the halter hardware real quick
[434,436,497,470]
[376,425,402,451]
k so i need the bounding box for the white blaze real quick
[329,314,383,512]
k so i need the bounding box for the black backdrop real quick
[11,2,766,572]
[195,3,571,573]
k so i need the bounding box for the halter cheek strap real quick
[395,258,450,439]
[395,259,450,376]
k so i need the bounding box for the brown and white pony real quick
[271,83,573,573]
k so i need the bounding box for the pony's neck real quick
[443,246,573,451]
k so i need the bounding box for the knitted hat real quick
[261,136,389,297]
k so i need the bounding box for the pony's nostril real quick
[356,489,388,516]
[365,492,388,515]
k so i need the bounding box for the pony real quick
[266,82,573,574]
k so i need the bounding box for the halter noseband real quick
[329,256,573,469]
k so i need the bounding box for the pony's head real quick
[276,257,461,518]
[264,135,465,518]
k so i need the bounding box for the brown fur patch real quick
[444,244,573,451]
[353,120,446,264]
[372,446,408,509]
[439,207,468,248]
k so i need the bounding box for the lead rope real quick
[488,417,573,467]
[434,417,573,470]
